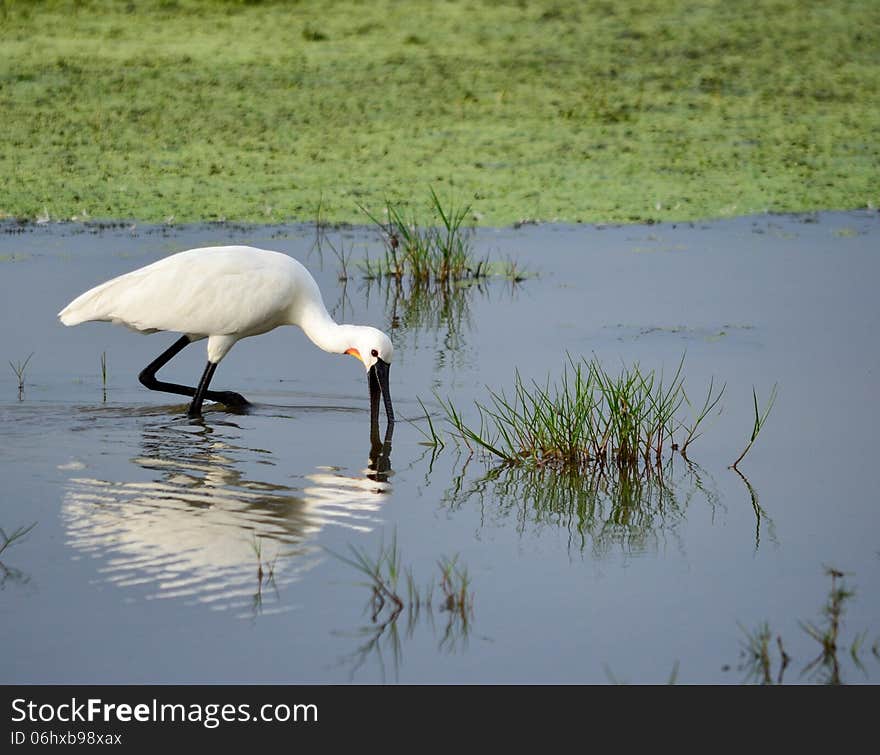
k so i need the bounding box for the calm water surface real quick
[1,211,878,683]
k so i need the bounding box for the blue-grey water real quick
[1,211,878,683]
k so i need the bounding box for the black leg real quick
[138,335,250,411]
[138,335,194,399]
[188,361,218,418]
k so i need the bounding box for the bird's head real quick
[343,326,393,371]
[344,326,394,424]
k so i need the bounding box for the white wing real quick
[58,246,304,338]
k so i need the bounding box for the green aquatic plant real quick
[412,397,446,450]
[359,188,484,284]
[730,384,779,470]
[309,193,358,283]
[0,522,37,589]
[0,522,37,559]
[680,376,726,459]
[436,355,719,474]
[100,350,108,400]
[8,352,34,400]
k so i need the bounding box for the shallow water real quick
[1,211,878,683]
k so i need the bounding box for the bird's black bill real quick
[369,358,394,426]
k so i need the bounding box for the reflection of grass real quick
[442,455,708,558]
[437,555,474,622]
[730,465,777,551]
[0,522,36,589]
[372,275,475,341]
[329,531,475,681]
[605,661,680,686]
[364,273,521,372]
[250,534,279,617]
[737,567,878,685]
[800,568,858,684]
[330,530,405,620]
[250,534,278,585]
[330,530,473,620]
[738,622,790,685]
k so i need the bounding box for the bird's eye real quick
[371,349,379,358]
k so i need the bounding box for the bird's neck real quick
[298,308,354,355]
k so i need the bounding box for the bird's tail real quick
[58,276,125,326]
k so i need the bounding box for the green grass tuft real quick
[9,353,34,400]
[359,188,486,284]
[730,383,778,470]
[0,522,37,559]
[436,354,723,474]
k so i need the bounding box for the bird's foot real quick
[215,391,250,409]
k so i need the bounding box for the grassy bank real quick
[1,0,877,225]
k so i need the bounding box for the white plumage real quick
[58,245,395,420]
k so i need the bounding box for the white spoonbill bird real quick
[58,245,395,421]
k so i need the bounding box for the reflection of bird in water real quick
[62,418,393,617]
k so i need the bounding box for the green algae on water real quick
[1,0,878,226]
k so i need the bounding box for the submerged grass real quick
[3,1,878,224]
